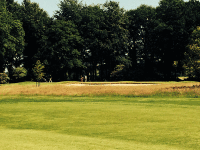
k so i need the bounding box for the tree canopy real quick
[0,0,25,73]
[183,26,200,79]
[2,0,200,82]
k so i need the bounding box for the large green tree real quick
[184,0,200,33]
[55,0,130,81]
[98,1,130,80]
[155,0,187,79]
[18,0,51,79]
[126,5,160,80]
[43,19,83,81]
[0,0,25,73]
[183,26,200,80]
[78,5,105,80]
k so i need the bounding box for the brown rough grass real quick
[1,82,200,96]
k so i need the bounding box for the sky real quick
[14,0,189,17]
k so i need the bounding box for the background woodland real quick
[1,0,200,82]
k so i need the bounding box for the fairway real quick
[0,96,200,150]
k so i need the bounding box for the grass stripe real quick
[0,96,200,149]
[0,128,189,150]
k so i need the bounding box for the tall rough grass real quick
[0,82,200,97]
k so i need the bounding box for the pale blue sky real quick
[14,0,189,17]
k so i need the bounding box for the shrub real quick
[13,67,27,80]
[0,73,10,84]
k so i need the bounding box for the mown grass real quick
[1,81,200,149]
[0,96,200,150]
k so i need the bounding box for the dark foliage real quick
[1,0,200,82]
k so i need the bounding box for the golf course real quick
[0,81,200,150]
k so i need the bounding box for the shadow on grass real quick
[1,92,200,107]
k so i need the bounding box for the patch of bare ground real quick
[0,82,200,96]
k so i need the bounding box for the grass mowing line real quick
[0,96,200,149]
[1,95,200,105]
[0,128,188,150]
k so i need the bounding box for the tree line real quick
[1,0,200,82]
